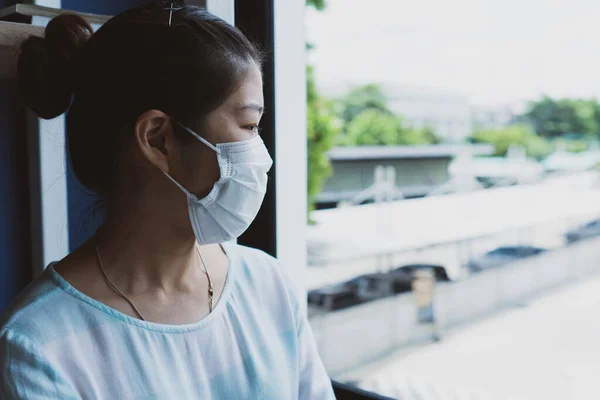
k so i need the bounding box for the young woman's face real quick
[205,62,265,144]
[177,62,265,199]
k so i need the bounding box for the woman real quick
[0,3,335,399]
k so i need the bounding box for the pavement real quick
[338,275,600,400]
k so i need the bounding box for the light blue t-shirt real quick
[0,244,335,399]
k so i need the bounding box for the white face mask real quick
[163,121,273,245]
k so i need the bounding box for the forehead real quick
[224,63,264,110]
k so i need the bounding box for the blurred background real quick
[1,0,600,399]
[305,0,600,398]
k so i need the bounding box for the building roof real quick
[543,151,600,172]
[327,144,494,161]
[451,156,544,179]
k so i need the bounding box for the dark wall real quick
[0,78,32,311]
[62,0,151,15]
[62,0,153,251]
[66,166,104,251]
[0,0,19,9]
[235,0,277,257]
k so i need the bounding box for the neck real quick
[95,205,201,295]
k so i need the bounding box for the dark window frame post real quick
[234,0,277,257]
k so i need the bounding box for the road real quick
[339,275,600,400]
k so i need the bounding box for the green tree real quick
[335,83,441,146]
[306,0,325,10]
[342,109,440,146]
[306,66,340,214]
[471,124,554,160]
[345,109,403,145]
[306,0,340,217]
[404,126,442,145]
[524,96,600,138]
[338,84,390,124]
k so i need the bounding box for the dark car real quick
[307,273,379,311]
[388,269,414,294]
[354,270,414,298]
[565,219,600,243]
[393,264,451,282]
[307,283,363,311]
[466,245,547,273]
[308,270,414,311]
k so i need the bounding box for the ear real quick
[134,110,176,174]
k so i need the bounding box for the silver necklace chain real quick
[95,243,214,321]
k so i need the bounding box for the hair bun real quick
[18,13,93,119]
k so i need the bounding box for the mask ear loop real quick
[170,117,221,154]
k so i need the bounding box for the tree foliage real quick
[339,109,440,146]
[405,126,441,146]
[335,84,441,147]
[306,0,326,10]
[524,96,600,138]
[338,84,390,124]
[344,109,403,145]
[307,66,340,214]
[471,124,554,160]
[305,0,338,217]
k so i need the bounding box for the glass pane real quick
[306,1,600,398]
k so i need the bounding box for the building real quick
[317,144,494,208]
[382,84,472,143]
[471,104,521,130]
[322,82,473,143]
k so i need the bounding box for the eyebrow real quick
[238,103,265,115]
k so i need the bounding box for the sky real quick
[306,0,600,107]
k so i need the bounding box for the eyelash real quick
[247,125,262,134]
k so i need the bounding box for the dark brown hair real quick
[18,2,261,203]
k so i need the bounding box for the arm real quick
[296,312,336,400]
[279,268,335,400]
[1,329,80,399]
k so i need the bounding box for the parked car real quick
[354,270,414,298]
[307,284,363,311]
[466,245,547,273]
[393,263,451,282]
[308,270,414,311]
[388,270,415,294]
[564,219,600,243]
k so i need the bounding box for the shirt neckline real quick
[47,243,236,334]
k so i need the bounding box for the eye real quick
[247,124,262,134]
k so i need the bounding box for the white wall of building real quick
[383,85,472,143]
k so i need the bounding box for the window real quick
[306,1,600,398]
[8,1,599,399]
